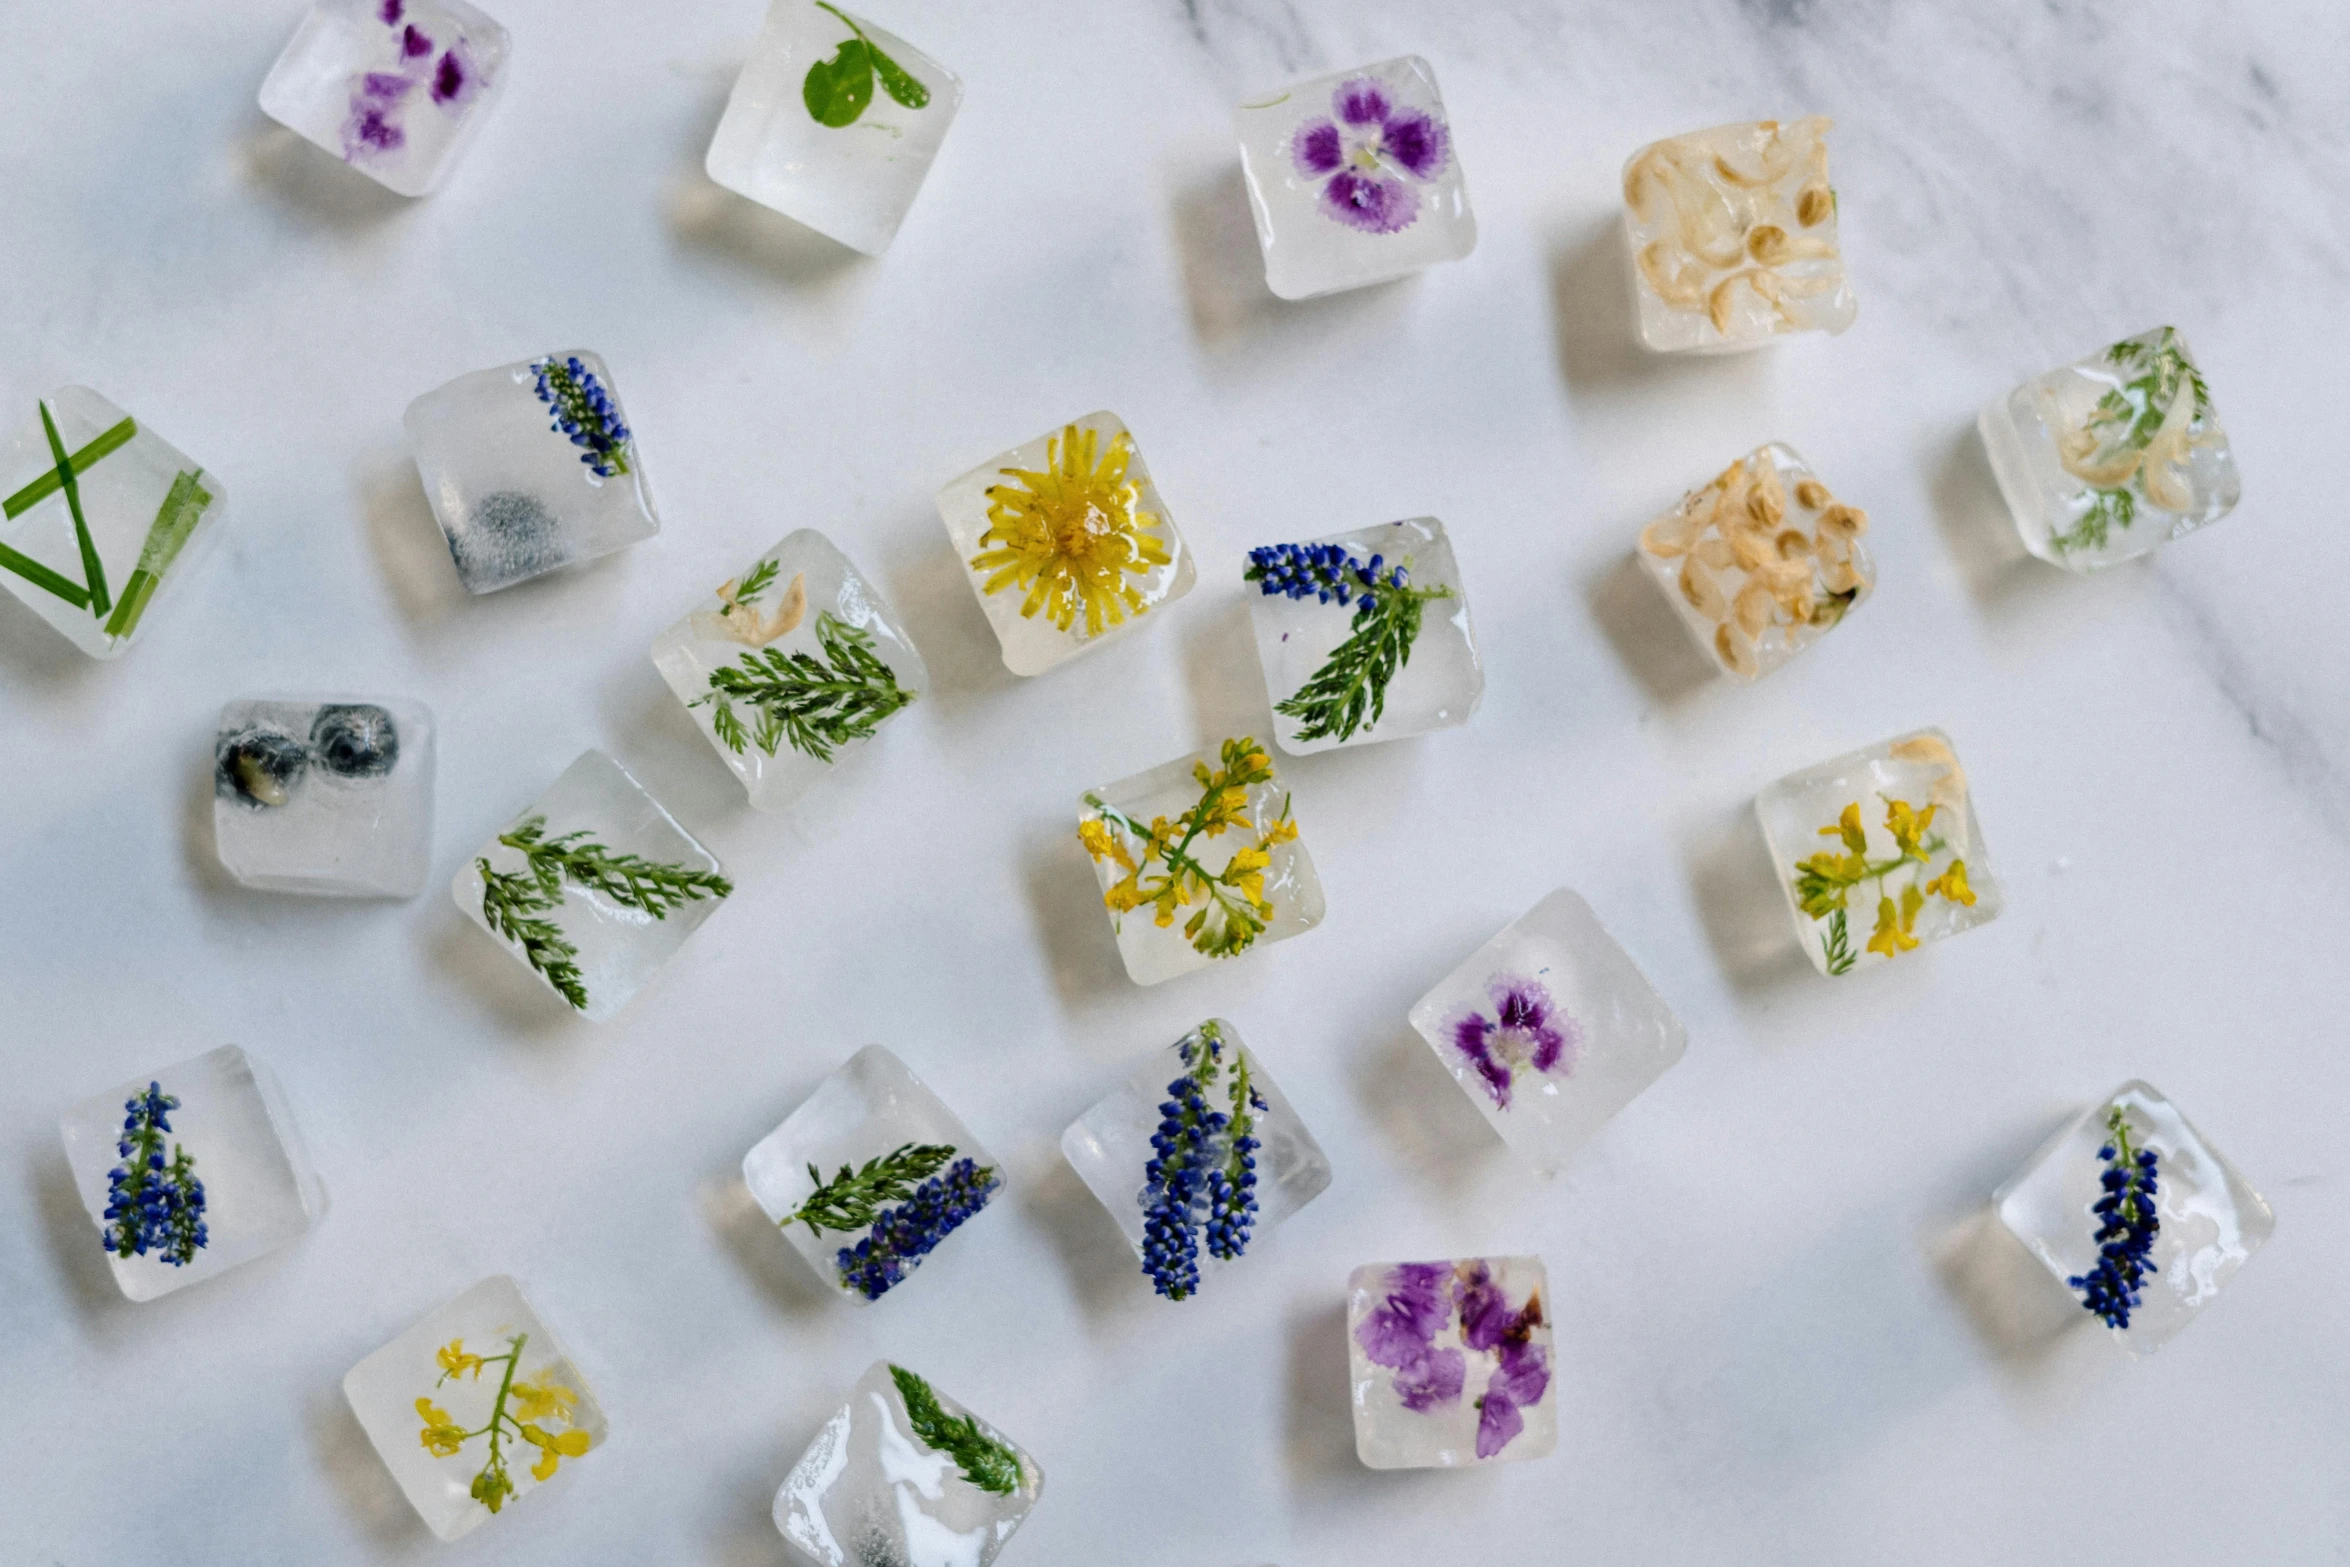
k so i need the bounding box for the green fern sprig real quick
[477,860,589,1009]
[479,817,731,1009]
[693,613,916,763]
[1276,585,1450,744]
[887,1365,1023,1496]
[784,1142,956,1237]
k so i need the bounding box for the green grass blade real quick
[101,470,212,640]
[37,402,109,618]
[0,539,93,607]
[2,414,136,518]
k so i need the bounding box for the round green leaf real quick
[802,39,874,127]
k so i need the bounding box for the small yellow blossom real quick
[1867,885,1924,959]
[510,1378,578,1425]
[520,1423,592,1482]
[1925,858,1976,907]
[1883,797,1938,859]
[1225,846,1270,909]
[1261,815,1299,849]
[970,424,1172,636]
[1077,818,1133,872]
[1819,802,1868,857]
[436,1340,485,1380]
[415,1398,467,1457]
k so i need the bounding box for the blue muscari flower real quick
[1244,542,1410,626]
[834,1157,1000,1301]
[101,1083,208,1266]
[530,355,634,479]
[2066,1114,2160,1331]
[1139,1028,1267,1300]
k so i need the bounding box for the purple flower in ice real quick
[1290,77,1451,235]
[342,71,415,159]
[1449,975,1578,1110]
[379,0,404,22]
[432,39,483,108]
[401,23,433,60]
[1454,1260,1550,1460]
[1356,1259,1551,1459]
[1356,1262,1466,1412]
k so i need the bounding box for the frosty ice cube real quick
[935,412,1194,676]
[1635,444,1873,681]
[213,696,434,897]
[1994,1081,2274,1353]
[454,749,730,1020]
[57,1044,324,1303]
[1979,326,2240,573]
[1408,889,1685,1172]
[0,386,226,659]
[1346,1256,1555,1469]
[774,1360,1042,1567]
[344,1275,605,1542]
[1234,57,1475,301]
[405,352,658,594]
[1622,116,1855,353]
[1060,1020,1330,1301]
[742,1045,1002,1304]
[706,0,962,255]
[650,530,926,812]
[1076,736,1323,986]
[257,0,509,198]
[1244,517,1481,754]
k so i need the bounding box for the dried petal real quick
[1747,461,1788,527]
[1679,557,1727,618]
[1816,504,1869,541]
[1639,509,1701,558]
[1797,184,1834,227]
[1693,536,1735,570]
[1774,528,1812,561]
[1733,578,1775,636]
[1794,478,1832,511]
[1714,620,1759,677]
[1747,224,1793,266]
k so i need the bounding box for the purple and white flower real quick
[1354,1259,1551,1460]
[1290,77,1451,234]
[338,4,491,164]
[1449,975,1578,1110]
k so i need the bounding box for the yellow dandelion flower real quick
[1866,885,1925,959]
[970,424,1172,636]
[415,1398,466,1457]
[436,1339,484,1380]
[1926,858,1976,907]
[1883,798,1938,859]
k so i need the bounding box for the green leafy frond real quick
[1275,588,1448,744]
[786,1143,956,1237]
[691,613,917,762]
[497,816,733,918]
[887,1365,1023,1496]
[477,859,589,1009]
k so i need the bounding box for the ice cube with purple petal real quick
[1346,1255,1556,1468]
[258,0,509,197]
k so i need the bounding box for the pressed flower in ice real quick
[970,423,1171,637]
[1448,977,1578,1110]
[1291,77,1451,234]
[1350,1257,1552,1463]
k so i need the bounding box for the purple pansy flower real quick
[1290,77,1451,235]
[1450,975,1578,1110]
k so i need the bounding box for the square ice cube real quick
[775,1360,1042,1567]
[0,385,227,659]
[1979,326,2240,573]
[213,697,434,897]
[1244,517,1482,755]
[1346,1256,1556,1469]
[706,0,963,255]
[1994,1081,2274,1353]
[935,412,1194,677]
[742,1045,1002,1304]
[1234,57,1476,301]
[453,749,730,1020]
[57,1044,325,1303]
[344,1275,605,1542]
[1622,116,1855,353]
[1755,727,2002,977]
[1077,736,1323,986]
[257,0,509,198]
[1634,444,1874,681]
[405,351,658,594]
[650,530,927,812]
[1407,889,1686,1172]
[1059,1020,1330,1301]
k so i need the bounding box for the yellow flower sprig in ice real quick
[971,424,1172,637]
[412,1334,592,1517]
[1080,738,1297,960]
[1790,795,1973,975]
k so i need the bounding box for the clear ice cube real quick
[706,0,963,255]
[213,696,434,897]
[935,411,1194,677]
[405,351,658,594]
[1076,737,1323,986]
[1244,517,1482,755]
[1234,56,1476,301]
[1634,443,1874,681]
[774,1359,1042,1567]
[1994,1081,2274,1353]
[742,1045,1002,1304]
[1060,1020,1330,1301]
[1978,325,2240,573]
[0,385,227,659]
[1346,1255,1556,1469]
[257,0,510,198]
[453,749,730,1020]
[1755,727,2002,976]
[57,1044,324,1303]
[1622,116,1855,353]
[1407,889,1686,1172]
[650,529,927,813]
[344,1275,606,1542]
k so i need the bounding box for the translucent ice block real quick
[58,1044,324,1303]
[1346,1256,1555,1468]
[1235,56,1476,301]
[214,696,434,897]
[257,0,510,198]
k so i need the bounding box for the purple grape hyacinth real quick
[833,1156,1000,1301]
[101,1083,208,1267]
[1354,1259,1550,1459]
[1449,975,1578,1110]
[1290,77,1451,234]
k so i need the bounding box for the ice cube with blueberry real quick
[213,697,434,897]
[1347,1255,1556,1468]
[258,0,509,198]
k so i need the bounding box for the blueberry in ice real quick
[311,703,401,779]
[450,490,563,588]
[216,728,310,808]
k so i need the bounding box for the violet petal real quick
[402,24,433,59]
[431,40,483,108]
[1291,118,1343,177]
[1379,107,1449,180]
[1320,168,1420,234]
[1489,1337,1552,1411]
[1356,1261,1452,1366]
[378,0,404,23]
[1332,78,1391,127]
[1451,1012,1513,1108]
[1455,1262,1514,1352]
[1394,1346,1466,1412]
[361,71,415,103]
[1474,1388,1525,1459]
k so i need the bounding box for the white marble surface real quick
[3,1,2347,1562]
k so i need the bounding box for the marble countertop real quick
[3,1,2346,1562]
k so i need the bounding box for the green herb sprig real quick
[784,1142,955,1237]
[476,816,733,1010]
[1275,583,1452,744]
[803,1,930,128]
[693,613,916,763]
[2054,328,2208,554]
[887,1364,1023,1496]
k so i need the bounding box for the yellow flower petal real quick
[968,426,1168,636]
[1865,893,1920,959]
[1820,802,1868,856]
[1926,858,1976,907]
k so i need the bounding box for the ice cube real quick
[1979,326,2240,573]
[1234,57,1476,300]
[1076,736,1323,986]
[774,1360,1042,1567]
[706,0,962,255]
[1622,116,1855,353]
[1755,727,2002,976]
[344,1275,605,1542]
[1994,1081,2274,1353]
[935,412,1194,676]
[57,1044,324,1303]
[405,351,658,594]
[1634,444,1874,681]
[1243,517,1481,754]
[1407,889,1685,1172]
[1346,1255,1556,1468]
[0,385,227,659]
[650,530,926,812]
[1060,1020,1329,1301]
[742,1045,1002,1304]
[257,0,509,198]
[213,696,434,896]
[453,749,730,1020]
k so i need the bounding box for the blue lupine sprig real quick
[1244,543,1454,744]
[2067,1106,2161,1331]
[101,1083,208,1266]
[530,356,632,479]
[833,1156,1000,1301]
[1139,1023,1266,1301]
